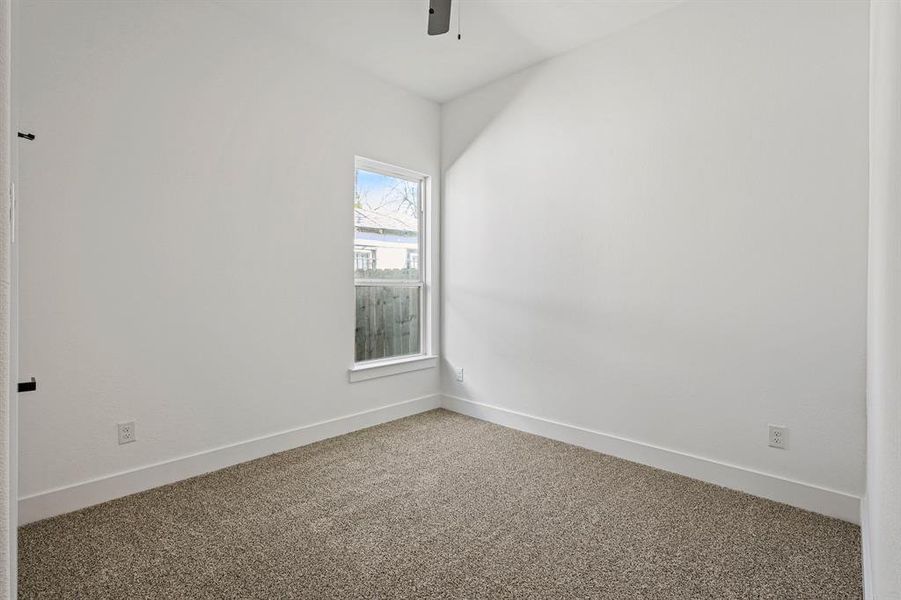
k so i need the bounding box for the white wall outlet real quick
[455,367,464,382]
[118,421,136,445]
[768,424,787,449]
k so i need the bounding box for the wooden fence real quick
[355,286,421,361]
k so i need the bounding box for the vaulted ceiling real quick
[226,0,680,103]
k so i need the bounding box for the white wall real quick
[866,1,901,597]
[442,0,868,506]
[15,0,440,507]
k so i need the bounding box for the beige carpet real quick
[18,409,861,599]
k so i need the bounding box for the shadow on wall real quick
[441,68,538,172]
[440,69,539,395]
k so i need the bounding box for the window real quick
[406,250,418,271]
[353,158,430,369]
[354,248,376,271]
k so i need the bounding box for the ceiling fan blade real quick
[428,0,452,35]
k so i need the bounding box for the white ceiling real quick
[226,0,680,103]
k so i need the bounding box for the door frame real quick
[8,0,20,594]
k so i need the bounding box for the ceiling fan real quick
[427,0,459,39]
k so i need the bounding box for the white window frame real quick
[349,157,437,382]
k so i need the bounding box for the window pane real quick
[355,285,421,362]
[354,169,420,280]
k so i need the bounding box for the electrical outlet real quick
[768,425,787,449]
[118,421,136,445]
[455,367,464,382]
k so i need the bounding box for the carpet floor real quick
[18,409,862,599]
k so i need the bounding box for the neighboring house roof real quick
[354,207,417,234]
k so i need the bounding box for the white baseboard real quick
[19,394,442,525]
[19,392,861,527]
[441,395,861,524]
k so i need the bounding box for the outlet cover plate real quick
[118,421,136,445]
[768,424,787,449]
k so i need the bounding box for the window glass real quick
[354,169,420,281]
[354,163,424,363]
[355,285,421,362]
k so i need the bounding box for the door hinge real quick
[17,378,36,393]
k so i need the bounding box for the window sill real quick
[348,355,438,383]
